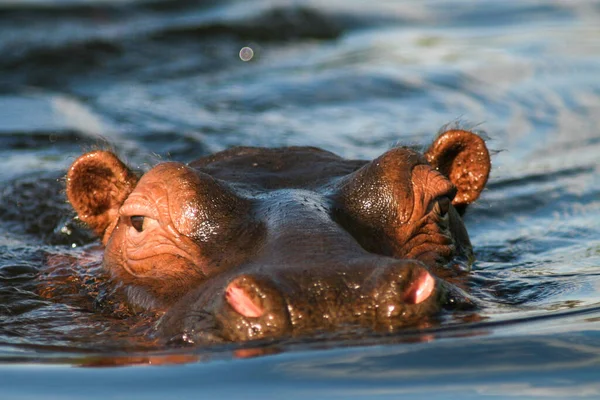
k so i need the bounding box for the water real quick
[1,0,600,397]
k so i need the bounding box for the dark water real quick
[1,0,600,398]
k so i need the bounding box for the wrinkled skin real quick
[66,129,491,344]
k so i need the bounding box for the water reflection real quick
[2,324,600,398]
[281,335,600,380]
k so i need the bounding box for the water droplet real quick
[239,46,254,62]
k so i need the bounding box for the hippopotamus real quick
[66,128,490,344]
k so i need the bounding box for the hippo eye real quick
[437,196,451,217]
[130,215,145,232]
[431,184,456,217]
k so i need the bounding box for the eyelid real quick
[427,169,457,200]
[120,199,160,220]
[441,184,457,201]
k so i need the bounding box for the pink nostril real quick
[403,270,436,304]
[225,282,264,318]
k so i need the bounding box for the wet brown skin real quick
[66,129,491,344]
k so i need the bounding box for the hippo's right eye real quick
[436,196,451,217]
[130,216,145,232]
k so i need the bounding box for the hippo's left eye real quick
[130,216,145,232]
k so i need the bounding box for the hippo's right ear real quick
[66,151,138,241]
[424,129,491,215]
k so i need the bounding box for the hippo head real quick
[66,129,490,343]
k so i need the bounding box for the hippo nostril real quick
[225,277,265,318]
[371,262,439,322]
[402,270,436,304]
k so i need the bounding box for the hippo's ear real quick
[66,151,138,240]
[424,129,491,214]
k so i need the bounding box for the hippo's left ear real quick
[424,129,491,214]
[66,151,139,241]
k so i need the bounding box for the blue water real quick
[1,0,600,398]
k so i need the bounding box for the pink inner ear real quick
[403,271,436,304]
[225,283,264,318]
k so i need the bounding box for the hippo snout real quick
[159,259,444,343]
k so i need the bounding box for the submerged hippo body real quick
[66,129,491,343]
